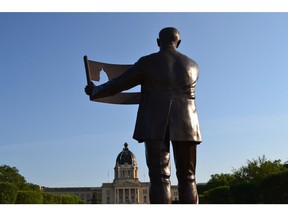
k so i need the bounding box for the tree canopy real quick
[232,155,287,183]
[0,165,26,189]
[200,155,288,204]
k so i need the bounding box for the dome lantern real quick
[116,143,137,166]
[114,143,138,180]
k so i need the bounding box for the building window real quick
[144,196,147,204]
[119,190,123,203]
[125,189,129,203]
[131,189,135,203]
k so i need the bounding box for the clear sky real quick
[1,11,288,188]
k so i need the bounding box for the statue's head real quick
[157,27,181,49]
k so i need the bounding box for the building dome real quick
[116,143,137,166]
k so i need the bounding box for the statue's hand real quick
[85,82,95,96]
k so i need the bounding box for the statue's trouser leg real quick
[172,142,198,204]
[145,139,172,204]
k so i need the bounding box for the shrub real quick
[78,199,85,204]
[21,183,41,192]
[205,186,233,204]
[15,191,43,204]
[61,194,77,204]
[261,170,288,204]
[230,182,261,204]
[0,165,26,189]
[42,192,61,204]
[0,182,18,204]
[199,194,208,204]
[60,194,85,204]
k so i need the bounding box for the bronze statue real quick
[85,27,202,204]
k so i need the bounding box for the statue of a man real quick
[85,27,202,204]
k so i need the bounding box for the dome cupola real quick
[116,143,137,166]
[114,143,138,180]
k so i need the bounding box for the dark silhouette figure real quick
[85,27,202,204]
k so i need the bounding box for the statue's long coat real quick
[92,48,202,143]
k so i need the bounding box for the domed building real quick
[43,142,179,204]
[101,143,150,204]
[114,143,138,181]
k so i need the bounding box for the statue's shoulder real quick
[142,52,159,59]
[136,52,159,64]
[177,51,198,67]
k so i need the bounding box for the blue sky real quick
[1,12,288,188]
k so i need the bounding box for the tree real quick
[199,156,288,204]
[204,186,233,204]
[232,155,287,184]
[0,165,26,188]
[15,191,43,204]
[42,192,62,204]
[284,161,288,169]
[205,173,235,190]
[91,191,98,204]
[261,170,288,203]
[22,183,41,192]
[0,182,18,204]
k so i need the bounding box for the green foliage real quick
[21,183,41,192]
[230,182,261,204]
[200,156,288,204]
[284,161,288,169]
[232,155,287,184]
[78,199,85,204]
[61,194,84,204]
[91,191,98,204]
[204,186,233,204]
[42,193,84,204]
[205,173,236,190]
[261,170,288,204]
[0,164,85,204]
[0,165,26,189]
[198,194,207,204]
[196,184,207,195]
[42,192,62,204]
[61,194,75,204]
[15,191,43,204]
[0,165,42,192]
[0,182,18,204]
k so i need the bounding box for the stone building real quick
[43,186,101,204]
[43,143,179,204]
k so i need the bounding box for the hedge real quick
[42,193,84,204]
[230,182,261,204]
[199,194,208,204]
[61,194,78,204]
[15,191,43,204]
[261,170,288,204]
[0,182,18,204]
[42,192,62,204]
[204,186,233,204]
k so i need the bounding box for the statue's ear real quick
[176,40,181,48]
[157,38,160,47]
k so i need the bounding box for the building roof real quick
[115,143,137,166]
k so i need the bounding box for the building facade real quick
[44,143,179,204]
[43,186,102,204]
